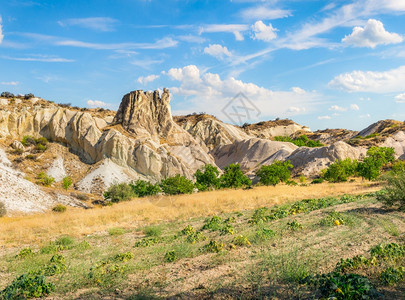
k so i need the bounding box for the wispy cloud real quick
[200,24,249,41]
[2,55,74,62]
[87,99,112,108]
[0,81,19,85]
[240,6,292,21]
[137,74,160,85]
[58,17,118,32]
[130,58,164,69]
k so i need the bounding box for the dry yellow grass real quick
[0,181,380,247]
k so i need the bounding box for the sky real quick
[0,0,405,131]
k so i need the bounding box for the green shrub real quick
[220,223,235,235]
[130,180,161,197]
[334,255,371,273]
[380,266,404,286]
[144,225,162,237]
[323,158,358,182]
[62,176,72,190]
[377,173,405,211]
[370,243,405,260]
[256,160,293,186]
[103,183,134,203]
[311,178,324,184]
[114,252,134,262]
[287,220,303,231]
[202,216,223,231]
[88,261,127,285]
[274,135,324,147]
[181,225,195,235]
[233,235,251,247]
[186,232,206,244]
[164,250,177,262]
[44,254,66,276]
[285,180,298,186]
[320,211,346,226]
[35,137,48,146]
[16,247,34,259]
[300,272,380,299]
[0,201,6,217]
[52,204,67,213]
[219,163,251,188]
[194,164,220,191]
[36,172,55,186]
[160,174,194,195]
[134,237,160,247]
[203,240,224,253]
[0,274,54,299]
[391,160,405,174]
[21,135,36,146]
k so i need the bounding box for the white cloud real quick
[0,81,19,86]
[0,16,3,44]
[329,105,347,112]
[200,24,249,41]
[342,19,403,48]
[318,115,331,120]
[251,21,278,42]
[2,55,74,62]
[204,44,232,60]
[165,65,319,122]
[58,17,118,32]
[240,6,291,21]
[350,104,360,110]
[87,100,111,108]
[329,65,405,93]
[395,93,405,103]
[137,74,160,85]
[292,87,306,94]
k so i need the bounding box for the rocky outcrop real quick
[241,119,310,139]
[212,138,298,172]
[382,131,405,159]
[174,114,250,150]
[286,141,367,177]
[295,129,358,145]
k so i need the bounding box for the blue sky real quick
[1,0,405,130]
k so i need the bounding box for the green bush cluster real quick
[274,135,324,147]
[114,252,134,262]
[52,204,67,213]
[250,194,363,224]
[203,240,224,253]
[255,161,293,186]
[62,176,72,190]
[185,232,207,244]
[36,172,55,187]
[134,237,160,247]
[377,172,405,211]
[1,274,55,299]
[322,158,358,183]
[130,180,161,197]
[160,174,194,195]
[286,220,303,231]
[233,235,251,247]
[380,266,404,286]
[21,135,48,152]
[194,164,220,191]
[164,250,177,262]
[219,163,251,188]
[16,248,34,259]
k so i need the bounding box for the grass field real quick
[0,182,404,299]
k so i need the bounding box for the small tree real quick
[377,172,405,211]
[219,164,251,188]
[160,175,194,195]
[256,161,293,186]
[103,183,134,203]
[194,164,220,191]
[357,157,383,181]
[323,158,358,182]
[130,180,161,197]
[366,146,395,165]
[62,176,72,190]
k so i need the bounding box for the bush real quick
[366,146,395,165]
[186,232,206,244]
[1,91,14,98]
[311,178,324,184]
[287,220,303,231]
[21,135,36,147]
[164,250,177,262]
[181,225,195,235]
[219,164,251,188]
[130,180,161,197]
[52,204,67,213]
[194,164,220,191]
[300,272,380,299]
[0,274,54,299]
[256,160,293,186]
[0,201,6,217]
[274,135,324,147]
[36,172,55,186]
[203,240,224,253]
[233,235,251,247]
[377,173,405,211]
[114,252,134,262]
[16,248,34,259]
[202,216,223,231]
[322,158,358,182]
[391,160,405,174]
[160,174,194,195]
[380,266,404,286]
[103,183,134,203]
[357,157,383,181]
[62,176,72,190]
[134,237,160,247]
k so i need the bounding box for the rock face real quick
[286,141,367,176]
[382,131,405,159]
[241,119,310,139]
